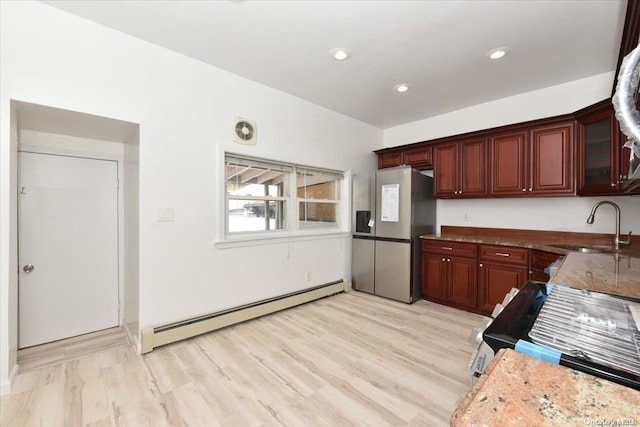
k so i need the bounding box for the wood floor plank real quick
[17,327,128,372]
[2,290,483,426]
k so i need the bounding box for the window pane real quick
[227,164,287,197]
[296,172,337,199]
[228,200,286,232]
[299,202,337,228]
[296,170,340,229]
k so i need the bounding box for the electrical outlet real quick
[464,212,470,223]
[305,270,312,282]
[157,208,174,222]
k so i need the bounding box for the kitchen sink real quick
[549,244,613,254]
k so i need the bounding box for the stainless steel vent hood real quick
[613,36,640,194]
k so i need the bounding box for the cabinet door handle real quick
[447,258,451,262]
[442,258,446,262]
[521,188,527,192]
[441,246,453,251]
[479,263,483,267]
[495,252,510,257]
[459,190,463,194]
[611,183,616,187]
[528,188,532,192]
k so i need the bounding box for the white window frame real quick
[219,152,347,246]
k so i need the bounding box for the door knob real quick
[23,265,35,273]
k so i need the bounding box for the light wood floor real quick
[17,327,129,372]
[1,290,482,427]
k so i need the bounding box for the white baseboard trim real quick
[123,322,140,354]
[0,363,19,395]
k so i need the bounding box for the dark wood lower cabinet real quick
[422,239,534,316]
[421,252,477,310]
[447,256,478,308]
[421,253,447,301]
[530,249,560,282]
[478,262,529,314]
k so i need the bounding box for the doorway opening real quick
[11,100,140,362]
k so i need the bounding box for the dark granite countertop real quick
[420,233,640,258]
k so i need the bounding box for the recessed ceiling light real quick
[329,48,352,61]
[486,47,510,60]
[394,83,410,93]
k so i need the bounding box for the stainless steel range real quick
[469,280,640,390]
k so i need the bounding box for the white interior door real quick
[18,152,119,348]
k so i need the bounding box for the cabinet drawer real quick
[422,240,478,258]
[479,245,529,265]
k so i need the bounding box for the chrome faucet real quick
[586,201,632,250]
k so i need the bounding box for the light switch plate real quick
[157,208,174,222]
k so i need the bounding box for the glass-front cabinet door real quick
[577,101,623,195]
[583,115,614,187]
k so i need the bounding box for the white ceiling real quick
[42,0,628,129]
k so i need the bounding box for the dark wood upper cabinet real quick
[489,122,574,197]
[376,145,432,170]
[460,138,487,197]
[377,150,405,169]
[529,122,575,195]
[576,100,639,195]
[489,131,528,196]
[403,145,433,169]
[433,143,458,197]
[434,138,487,198]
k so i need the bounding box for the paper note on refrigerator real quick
[380,184,400,222]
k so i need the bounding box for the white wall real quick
[0,0,381,390]
[384,73,640,235]
[0,100,19,394]
[437,196,639,235]
[384,72,615,147]
[18,130,126,157]
[123,142,140,348]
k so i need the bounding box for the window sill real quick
[214,230,350,249]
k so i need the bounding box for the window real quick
[226,156,290,233]
[297,168,340,229]
[225,153,343,236]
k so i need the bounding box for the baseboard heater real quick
[141,280,346,353]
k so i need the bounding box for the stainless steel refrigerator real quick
[352,166,436,303]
